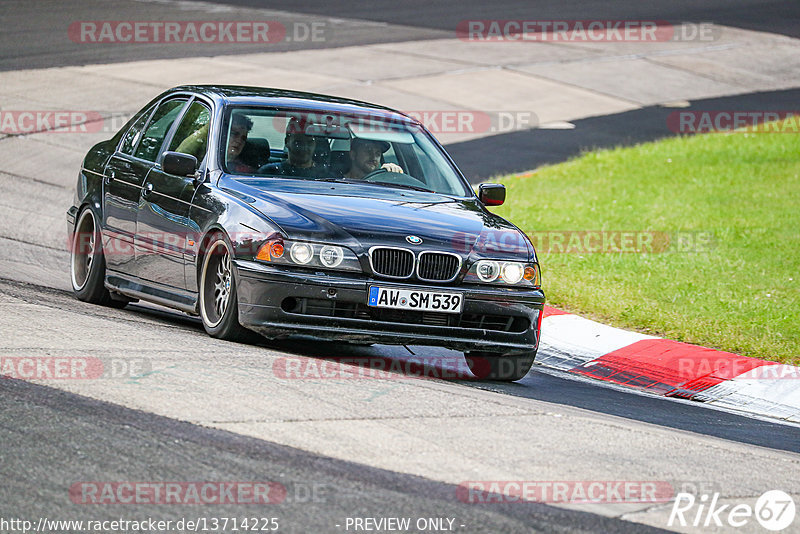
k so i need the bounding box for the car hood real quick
[233,179,531,258]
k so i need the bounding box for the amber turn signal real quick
[256,240,284,261]
[523,266,536,281]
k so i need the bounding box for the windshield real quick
[220,107,472,197]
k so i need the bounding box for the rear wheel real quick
[465,350,536,382]
[70,207,124,306]
[199,234,253,341]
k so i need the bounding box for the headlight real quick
[476,261,499,282]
[256,238,361,272]
[501,262,524,284]
[466,260,540,288]
[319,245,344,268]
[290,242,314,264]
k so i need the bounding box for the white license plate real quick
[368,286,463,313]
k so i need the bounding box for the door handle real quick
[103,170,115,185]
[142,182,154,198]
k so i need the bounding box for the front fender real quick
[186,180,282,292]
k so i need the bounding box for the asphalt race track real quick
[1,2,799,533]
[2,277,798,532]
[447,87,800,179]
[2,374,669,534]
[3,0,797,72]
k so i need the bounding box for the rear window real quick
[119,105,155,155]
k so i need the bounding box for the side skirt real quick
[105,271,198,315]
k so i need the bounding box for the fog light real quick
[290,242,313,264]
[501,263,524,284]
[477,261,500,282]
[319,245,344,268]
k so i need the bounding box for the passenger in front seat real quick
[258,118,327,178]
[226,114,256,174]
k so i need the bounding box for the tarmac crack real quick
[0,169,70,190]
[0,276,201,332]
[0,234,65,252]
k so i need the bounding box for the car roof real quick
[170,85,414,123]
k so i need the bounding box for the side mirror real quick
[479,183,506,206]
[162,151,198,177]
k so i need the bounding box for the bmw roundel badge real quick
[406,235,423,245]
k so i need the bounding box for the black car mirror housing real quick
[162,151,198,177]
[479,183,506,206]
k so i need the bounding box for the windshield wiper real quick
[366,181,433,193]
[310,177,363,185]
[310,177,433,193]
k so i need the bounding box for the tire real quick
[70,207,116,305]
[464,350,537,382]
[199,233,253,342]
[70,207,133,308]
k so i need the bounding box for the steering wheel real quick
[361,168,389,181]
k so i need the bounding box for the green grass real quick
[493,126,800,365]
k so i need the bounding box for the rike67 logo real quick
[669,490,796,531]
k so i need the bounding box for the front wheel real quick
[465,350,536,382]
[199,234,253,342]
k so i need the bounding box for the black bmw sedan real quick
[67,85,544,381]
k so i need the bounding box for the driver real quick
[344,138,403,179]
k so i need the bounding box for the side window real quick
[119,106,154,155]
[134,99,187,162]
[170,101,212,161]
[383,144,398,165]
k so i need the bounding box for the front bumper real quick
[235,260,544,353]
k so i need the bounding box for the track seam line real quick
[204,411,548,424]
